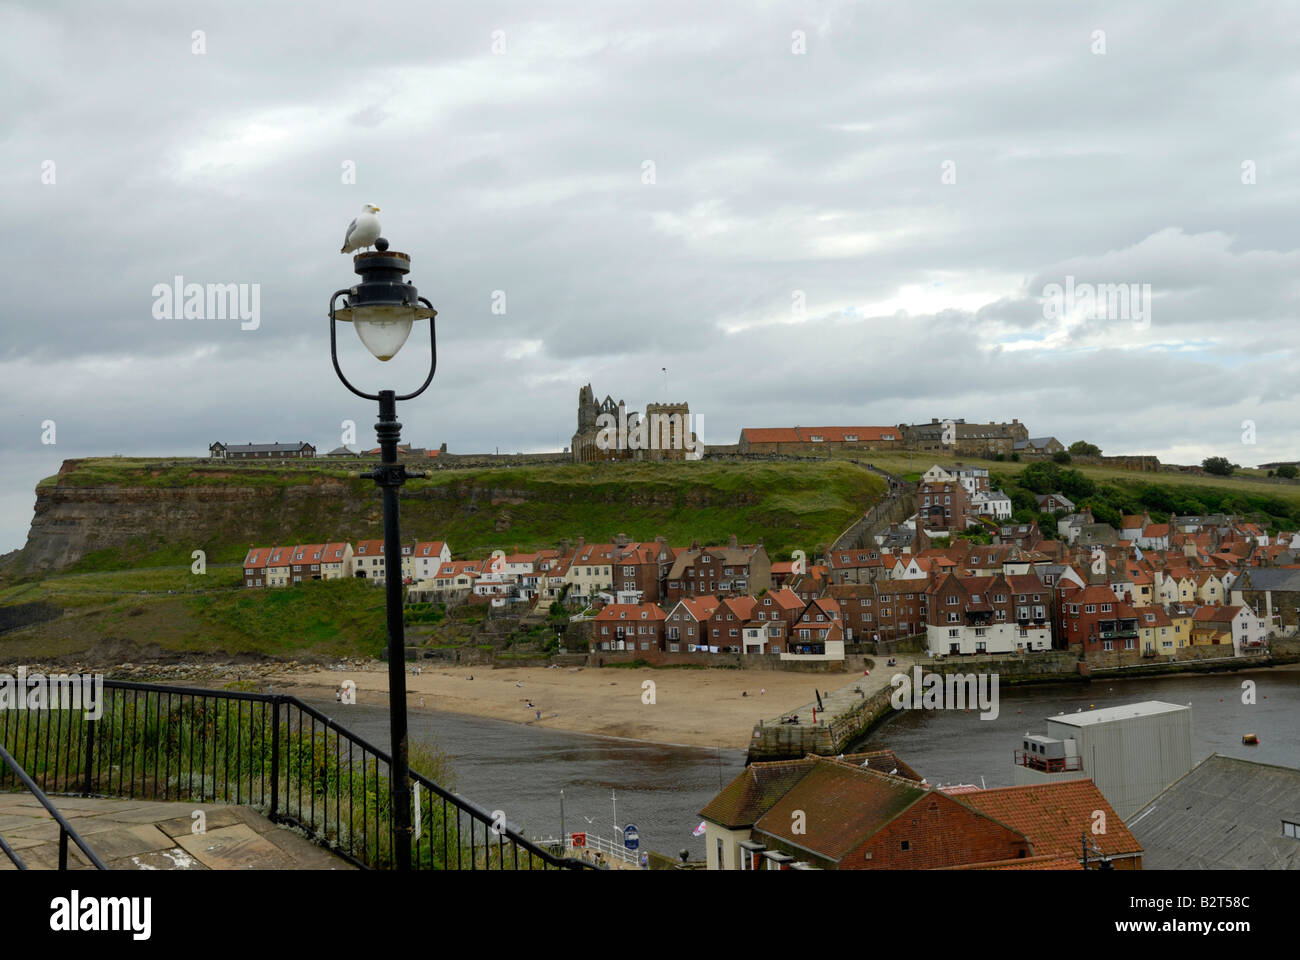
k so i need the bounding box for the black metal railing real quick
[0,679,593,871]
[0,742,107,870]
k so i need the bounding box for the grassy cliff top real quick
[31,457,888,571]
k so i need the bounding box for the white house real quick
[404,540,451,582]
[971,489,1013,520]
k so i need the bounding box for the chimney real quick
[576,536,586,549]
[561,538,571,554]
[728,533,738,548]
[615,533,628,547]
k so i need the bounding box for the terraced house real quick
[925,573,1052,656]
[592,602,666,652]
[289,543,326,583]
[664,538,772,602]
[1057,583,1140,657]
[352,539,387,583]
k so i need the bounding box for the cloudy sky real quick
[1,0,1298,552]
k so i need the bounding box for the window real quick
[900,840,910,851]
[1284,820,1299,839]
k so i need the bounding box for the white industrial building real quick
[1013,700,1193,819]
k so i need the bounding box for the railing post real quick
[269,696,281,821]
[82,713,96,797]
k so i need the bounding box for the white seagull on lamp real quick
[341,203,382,253]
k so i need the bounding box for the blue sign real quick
[623,824,640,850]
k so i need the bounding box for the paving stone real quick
[154,805,249,839]
[259,826,357,870]
[0,795,350,869]
[176,824,297,870]
[115,847,210,871]
[75,823,174,861]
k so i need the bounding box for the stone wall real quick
[917,650,1080,679]
[747,684,895,762]
[432,452,570,469]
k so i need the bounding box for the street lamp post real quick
[329,237,437,870]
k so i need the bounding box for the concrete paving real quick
[0,794,354,870]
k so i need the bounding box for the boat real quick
[1241,733,1259,745]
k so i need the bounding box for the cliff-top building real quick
[570,383,700,463]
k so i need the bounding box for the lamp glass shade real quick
[350,304,414,361]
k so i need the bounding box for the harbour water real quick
[315,665,1300,857]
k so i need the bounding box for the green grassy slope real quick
[1,458,886,660]
[43,458,885,571]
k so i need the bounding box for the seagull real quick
[341,203,382,253]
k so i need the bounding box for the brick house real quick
[665,538,771,601]
[738,587,805,654]
[663,596,720,650]
[829,580,928,644]
[610,537,674,603]
[289,543,326,583]
[1057,583,1140,656]
[592,603,667,652]
[699,751,924,870]
[243,547,273,587]
[925,573,1051,656]
[737,426,900,456]
[701,596,758,652]
[751,760,1031,870]
[917,480,970,533]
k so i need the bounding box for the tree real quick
[1019,461,1062,494]
[1052,451,1072,464]
[1277,464,1298,479]
[1203,456,1235,476]
[1069,441,1102,457]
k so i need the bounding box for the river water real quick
[313,666,1299,857]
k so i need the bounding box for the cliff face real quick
[11,458,876,575]
[19,483,337,572]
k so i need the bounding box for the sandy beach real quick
[263,662,858,750]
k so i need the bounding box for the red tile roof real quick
[593,603,666,623]
[752,762,928,861]
[957,781,1141,860]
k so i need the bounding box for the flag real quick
[692,821,706,837]
[1134,544,1143,562]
